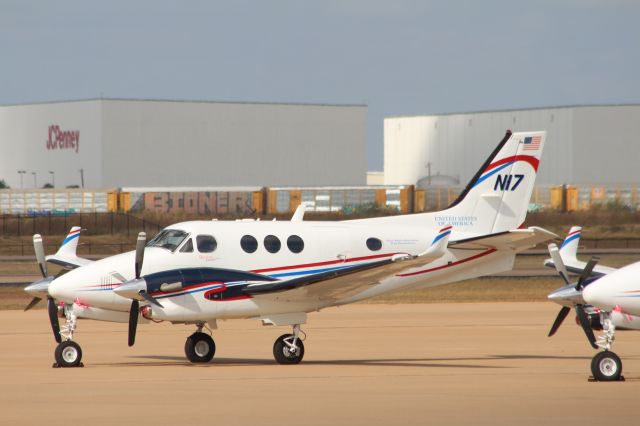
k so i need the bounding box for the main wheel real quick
[184,332,215,363]
[591,351,622,381]
[273,334,305,365]
[54,341,83,367]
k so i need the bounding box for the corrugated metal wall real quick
[384,105,640,186]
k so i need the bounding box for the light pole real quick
[17,170,26,189]
[31,172,37,188]
[49,171,55,188]
[78,168,84,188]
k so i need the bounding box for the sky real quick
[2,0,639,170]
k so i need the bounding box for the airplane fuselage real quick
[49,219,510,322]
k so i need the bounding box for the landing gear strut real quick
[184,322,215,363]
[273,324,305,364]
[53,306,83,368]
[591,313,623,381]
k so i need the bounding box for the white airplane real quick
[25,130,554,368]
[546,226,640,381]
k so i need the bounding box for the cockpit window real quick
[147,229,189,252]
[179,239,194,253]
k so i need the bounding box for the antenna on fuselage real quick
[291,204,306,222]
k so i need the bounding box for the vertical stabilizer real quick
[56,227,82,257]
[559,226,581,261]
[443,130,546,234]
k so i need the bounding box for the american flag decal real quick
[522,135,541,151]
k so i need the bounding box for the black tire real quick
[184,332,215,363]
[54,341,83,367]
[591,351,622,381]
[273,334,305,365]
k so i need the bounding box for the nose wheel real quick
[54,341,83,368]
[591,351,622,382]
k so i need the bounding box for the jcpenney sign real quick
[46,125,79,153]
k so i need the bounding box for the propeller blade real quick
[548,306,571,337]
[576,257,600,290]
[575,304,599,349]
[134,232,146,280]
[139,291,164,308]
[24,297,42,312]
[128,300,139,347]
[33,234,48,278]
[47,298,61,344]
[548,243,570,285]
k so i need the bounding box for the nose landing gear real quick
[53,306,84,368]
[590,314,623,381]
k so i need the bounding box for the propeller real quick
[128,300,139,347]
[25,234,62,343]
[546,243,600,349]
[48,298,62,344]
[24,234,50,311]
[575,304,598,349]
[126,232,166,347]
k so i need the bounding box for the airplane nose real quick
[583,282,613,310]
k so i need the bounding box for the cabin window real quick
[264,235,281,253]
[366,237,382,251]
[196,235,217,253]
[179,239,193,253]
[287,235,304,253]
[241,235,258,253]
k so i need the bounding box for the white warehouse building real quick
[383,104,640,187]
[0,98,367,189]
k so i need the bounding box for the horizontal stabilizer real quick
[449,227,557,251]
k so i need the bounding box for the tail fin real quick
[57,227,82,257]
[443,130,546,234]
[46,226,92,269]
[559,226,581,261]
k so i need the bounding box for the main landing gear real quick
[184,322,216,363]
[182,323,306,365]
[53,306,83,368]
[273,324,305,365]
[590,313,623,382]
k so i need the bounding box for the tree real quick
[0,179,9,189]
[42,183,54,189]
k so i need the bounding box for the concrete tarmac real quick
[1,303,639,426]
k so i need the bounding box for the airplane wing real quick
[448,226,557,251]
[243,225,456,303]
[243,253,437,302]
[45,227,93,270]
